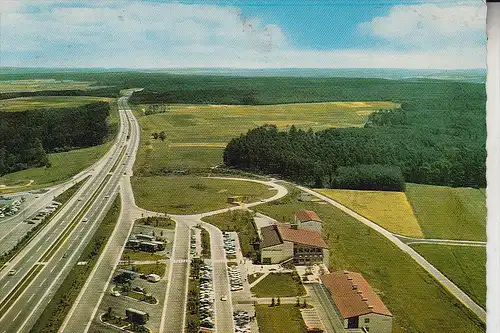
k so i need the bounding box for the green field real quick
[0,96,112,112]
[133,101,398,174]
[255,186,484,333]
[316,188,423,237]
[251,273,306,298]
[132,176,276,214]
[255,304,307,333]
[405,184,486,241]
[0,142,112,192]
[202,210,257,257]
[0,79,95,93]
[0,100,118,193]
[411,244,486,308]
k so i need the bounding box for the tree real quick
[296,297,300,307]
[277,297,281,306]
[158,131,166,141]
[152,132,159,140]
[302,299,307,308]
[271,297,275,307]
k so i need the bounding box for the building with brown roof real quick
[294,210,323,233]
[259,224,329,265]
[320,271,392,333]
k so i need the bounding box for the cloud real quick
[0,1,486,69]
[358,3,486,49]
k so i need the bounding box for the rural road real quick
[298,186,487,323]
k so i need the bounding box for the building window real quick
[364,318,370,324]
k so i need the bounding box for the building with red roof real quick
[259,224,329,265]
[294,210,323,233]
[320,271,393,333]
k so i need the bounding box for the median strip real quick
[40,174,111,263]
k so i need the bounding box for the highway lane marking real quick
[13,310,22,321]
[27,294,35,303]
[49,265,56,274]
[40,278,47,286]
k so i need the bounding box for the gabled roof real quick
[320,271,392,318]
[260,225,283,248]
[295,210,322,223]
[277,224,328,249]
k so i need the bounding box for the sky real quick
[0,0,487,69]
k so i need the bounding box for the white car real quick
[8,269,16,276]
[111,290,121,297]
[81,217,89,223]
[220,295,227,301]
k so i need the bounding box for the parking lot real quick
[199,261,216,329]
[89,263,170,333]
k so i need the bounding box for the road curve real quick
[298,186,486,323]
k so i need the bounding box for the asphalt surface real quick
[0,94,138,333]
[298,186,487,323]
[60,96,145,333]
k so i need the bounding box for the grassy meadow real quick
[251,273,306,298]
[255,186,484,333]
[411,244,486,309]
[0,142,112,192]
[0,79,95,93]
[405,184,486,241]
[255,304,307,333]
[0,96,112,112]
[132,101,398,174]
[316,188,423,237]
[131,176,276,214]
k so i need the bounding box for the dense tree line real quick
[0,87,120,100]
[224,106,485,190]
[0,102,110,175]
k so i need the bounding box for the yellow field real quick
[0,79,95,93]
[317,188,424,237]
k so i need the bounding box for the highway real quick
[0,93,139,333]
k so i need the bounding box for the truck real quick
[125,308,149,325]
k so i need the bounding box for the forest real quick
[0,102,110,175]
[223,92,486,190]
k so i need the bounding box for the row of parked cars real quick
[26,201,61,224]
[0,197,24,218]
[228,265,243,292]
[233,310,252,333]
[223,232,236,257]
[199,262,215,329]
[190,230,197,256]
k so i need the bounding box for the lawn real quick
[202,210,258,257]
[248,272,264,285]
[255,186,485,333]
[255,304,307,333]
[251,273,306,298]
[132,176,276,214]
[0,96,112,112]
[132,101,398,174]
[135,216,176,230]
[411,244,486,309]
[118,263,167,278]
[122,249,165,262]
[405,183,486,241]
[316,188,423,237]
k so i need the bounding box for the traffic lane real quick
[3,96,134,330]
[0,113,129,282]
[1,187,121,332]
[162,222,190,333]
[209,230,235,333]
